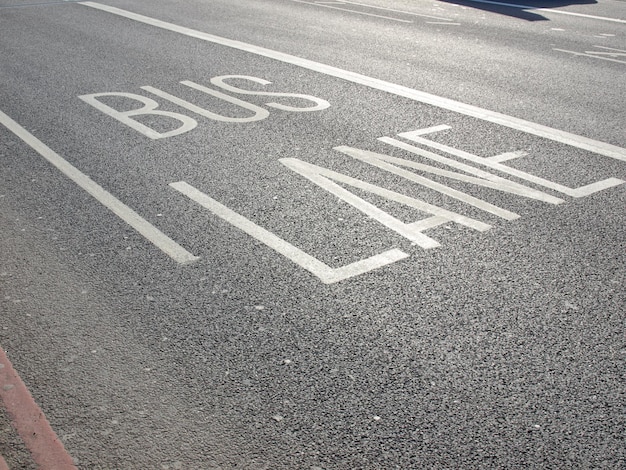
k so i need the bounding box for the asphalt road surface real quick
[1,0,624,468]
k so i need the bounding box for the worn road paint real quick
[291,0,413,23]
[0,109,199,265]
[323,0,453,21]
[79,1,626,162]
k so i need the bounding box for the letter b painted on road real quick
[79,92,197,140]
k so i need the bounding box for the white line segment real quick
[330,0,454,21]
[554,48,626,64]
[170,181,408,284]
[398,127,624,197]
[78,2,626,162]
[291,0,413,23]
[0,109,199,265]
[335,145,520,220]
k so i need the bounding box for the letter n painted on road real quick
[280,158,491,249]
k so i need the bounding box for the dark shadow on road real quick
[439,0,597,21]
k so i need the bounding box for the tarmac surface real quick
[1,0,624,468]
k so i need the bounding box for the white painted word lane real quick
[169,123,624,284]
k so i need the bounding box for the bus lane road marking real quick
[71,2,625,283]
[169,181,409,285]
[79,72,623,283]
[79,1,626,162]
[6,2,624,284]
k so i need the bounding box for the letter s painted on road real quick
[210,75,330,112]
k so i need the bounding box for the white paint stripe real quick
[78,2,626,162]
[593,45,626,53]
[426,22,461,25]
[487,150,528,162]
[554,48,626,64]
[585,51,626,57]
[336,145,520,220]
[281,158,442,248]
[381,135,565,204]
[458,0,626,23]
[398,128,625,198]
[291,0,413,23]
[333,0,453,21]
[169,181,408,284]
[281,158,492,235]
[0,109,199,265]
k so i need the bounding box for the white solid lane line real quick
[78,2,626,162]
[0,109,200,265]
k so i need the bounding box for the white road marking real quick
[291,0,413,23]
[587,46,626,57]
[209,75,331,112]
[79,92,198,139]
[426,22,461,25]
[78,2,626,162]
[141,83,270,123]
[398,126,625,198]
[553,48,626,65]
[325,0,454,21]
[0,0,80,8]
[586,50,626,57]
[169,181,408,284]
[456,0,626,24]
[0,109,199,265]
[335,145,520,220]
[488,150,528,163]
[383,129,565,204]
[281,158,492,243]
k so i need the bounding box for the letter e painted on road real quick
[399,126,624,198]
